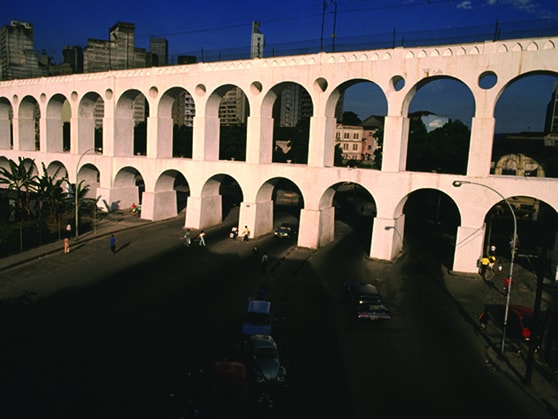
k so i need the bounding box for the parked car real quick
[246,334,287,385]
[274,223,297,239]
[486,304,535,342]
[345,281,391,320]
[241,300,273,336]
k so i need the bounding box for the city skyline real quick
[3,0,558,133]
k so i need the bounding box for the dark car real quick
[273,223,297,239]
[246,334,287,386]
[345,281,391,320]
[486,304,535,341]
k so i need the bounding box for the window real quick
[336,132,340,139]
[353,133,359,139]
[352,144,358,151]
[344,132,350,139]
[343,144,348,150]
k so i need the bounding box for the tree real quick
[285,117,310,164]
[35,163,68,240]
[0,157,38,251]
[65,177,91,236]
[342,111,361,125]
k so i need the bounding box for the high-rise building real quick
[250,21,264,59]
[172,91,196,127]
[83,22,146,73]
[0,20,45,80]
[62,46,84,73]
[545,82,558,134]
[150,37,168,66]
[273,85,312,127]
[219,87,248,126]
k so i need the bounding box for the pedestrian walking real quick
[489,244,496,257]
[479,310,489,332]
[229,226,238,239]
[198,230,206,247]
[488,255,496,272]
[184,229,191,247]
[242,225,250,242]
[261,252,268,273]
[109,234,117,254]
[63,237,70,254]
[479,256,490,279]
[65,223,72,239]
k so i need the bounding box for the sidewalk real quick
[0,210,152,272]
[443,263,558,416]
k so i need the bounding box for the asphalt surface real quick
[1,210,558,416]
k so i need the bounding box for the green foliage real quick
[406,118,470,174]
[334,143,344,166]
[342,111,362,125]
[0,157,38,222]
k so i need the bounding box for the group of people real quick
[478,244,503,279]
[183,228,206,247]
[229,225,250,242]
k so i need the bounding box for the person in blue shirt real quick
[109,234,117,253]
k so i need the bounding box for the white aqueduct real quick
[0,36,557,275]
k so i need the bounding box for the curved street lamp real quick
[452,180,517,355]
[75,148,101,239]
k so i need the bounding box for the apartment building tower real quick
[0,20,45,80]
[83,22,146,73]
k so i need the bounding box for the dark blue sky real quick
[3,0,557,133]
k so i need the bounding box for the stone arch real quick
[204,84,250,162]
[328,79,388,169]
[77,163,100,201]
[253,177,303,242]
[46,160,68,180]
[115,90,149,156]
[199,173,244,226]
[493,70,558,178]
[262,81,314,165]
[18,96,40,151]
[159,87,195,159]
[404,188,460,267]
[320,181,377,249]
[112,166,144,211]
[0,97,13,150]
[46,94,69,153]
[152,169,190,218]
[405,76,475,174]
[78,92,104,155]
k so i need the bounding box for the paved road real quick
[1,212,558,418]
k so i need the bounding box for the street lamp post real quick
[452,180,517,355]
[75,148,100,239]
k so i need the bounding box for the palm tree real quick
[65,177,90,236]
[0,157,38,251]
[35,163,68,241]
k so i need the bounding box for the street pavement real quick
[1,211,558,416]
